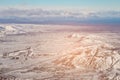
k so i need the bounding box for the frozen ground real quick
[0,24,120,80]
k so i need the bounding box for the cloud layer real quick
[0,8,120,25]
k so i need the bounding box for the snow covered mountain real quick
[0,25,27,37]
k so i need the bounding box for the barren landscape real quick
[0,24,120,80]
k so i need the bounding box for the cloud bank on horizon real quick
[0,0,120,25]
[0,8,120,25]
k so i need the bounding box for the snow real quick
[0,24,120,80]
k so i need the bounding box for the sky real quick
[0,0,120,10]
[0,0,120,25]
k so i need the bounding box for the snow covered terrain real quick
[0,24,120,80]
[0,25,25,37]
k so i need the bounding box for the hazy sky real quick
[0,0,120,10]
[0,0,120,25]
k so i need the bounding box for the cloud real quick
[0,8,120,25]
